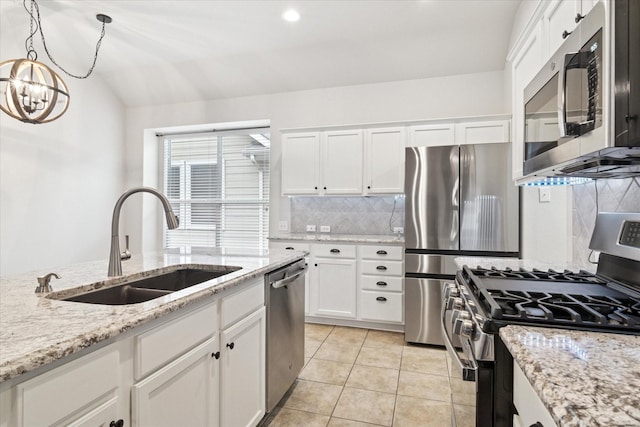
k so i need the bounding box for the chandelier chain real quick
[24,0,108,79]
[24,0,37,60]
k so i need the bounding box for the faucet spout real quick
[108,187,179,277]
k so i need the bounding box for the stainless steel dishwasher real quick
[265,258,307,413]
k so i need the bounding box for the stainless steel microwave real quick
[523,1,640,179]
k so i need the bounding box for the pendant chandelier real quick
[0,0,111,124]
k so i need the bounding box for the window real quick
[163,128,270,255]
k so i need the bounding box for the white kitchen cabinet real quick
[454,120,510,145]
[358,245,404,324]
[511,20,544,181]
[321,130,364,195]
[269,241,310,314]
[281,132,321,195]
[220,307,266,427]
[131,337,219,427]
[543,0,582,59]
[310,244,357,319]
[364,127,405,194]
[513,363,557,427]
[407,123,455,147]
[12,344,128,427]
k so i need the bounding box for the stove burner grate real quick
[471,266,607,284]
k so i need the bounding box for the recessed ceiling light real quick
[282,9,300,22]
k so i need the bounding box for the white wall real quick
[122,71,509,254]
[0,44,125,276]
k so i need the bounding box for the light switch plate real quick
[320,225,331,233]
[306,225,316,232]
[278,220,288,231]
[539,187,551,203]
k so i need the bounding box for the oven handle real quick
[440,298,477,382]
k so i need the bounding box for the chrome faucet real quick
[108,187,179,277]
[35,272,60,294]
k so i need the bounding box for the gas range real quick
[441,212,640,427]
[456,265,640,334]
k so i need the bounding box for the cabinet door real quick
[511,21,544,180]
[454,120,510,145]
[407,124,455,147]
[321,130,363,194]
[281,132,320,195]
[310,258,357,318]
[220,307,266,427]
[365,127,405,194]
[544,0,582,57]
[131,337,219,427]
[67,396,120,427]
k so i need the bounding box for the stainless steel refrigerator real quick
[404,143,519,345]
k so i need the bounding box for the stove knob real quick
[443,283,460,299]
[454,319,475,339]
[467,300,476,311]
[451,297,463,310]
[457,310,471,320]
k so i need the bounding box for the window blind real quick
[163,128,270,255]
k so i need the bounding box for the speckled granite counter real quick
[0,249,305,384]
[500,325,640,426]
[269,233,404,244]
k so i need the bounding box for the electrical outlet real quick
[306,225,316,232]
[539,187,551,203]
[393,227,404,234]
[278,220,288,231]
[320,225,331,233]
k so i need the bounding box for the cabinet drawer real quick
[361,260,403,276]
[513,363,556,427]
[18,347,120,427]
[360,245,403,260]
[221,279,265,329]
[312,243,356,258]
[361,275,403,292]
[360,291,403,323]
[135,303,217,380]
[269,241,311,252]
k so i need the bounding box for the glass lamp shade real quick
[0,58,70,124]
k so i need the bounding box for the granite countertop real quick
[269,233,404,244]
[454,256,597,274]
[0,249,306,385]
[500,325,640,426]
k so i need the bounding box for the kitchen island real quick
[500,325,640,426]
[0,249,305,427]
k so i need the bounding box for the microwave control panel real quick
[620,221,640,249]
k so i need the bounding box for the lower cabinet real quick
[132,337,219,427]
[0,276,267,427]
[220,307,266,427]
[512,362,556,427]
[272,240,404,328]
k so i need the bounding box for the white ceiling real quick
[0,0,521,108]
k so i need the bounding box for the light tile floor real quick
[261,324,475,427]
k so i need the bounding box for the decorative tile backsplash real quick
[572,177,640,265]
[290,196,405,235]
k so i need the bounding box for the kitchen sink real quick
[56,267,242,305]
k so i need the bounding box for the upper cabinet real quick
[282,116,510,196]
[364,127,405,194]
[322,130,364,195]
[281,132,320,195]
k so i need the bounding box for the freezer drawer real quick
[404,277,445,345]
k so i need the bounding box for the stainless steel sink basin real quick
[57,267,242,305]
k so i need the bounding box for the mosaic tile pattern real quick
[290,196,405,235]
[572,177,640,265]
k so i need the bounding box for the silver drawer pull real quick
[376,281,387,287]
[376,265,387,271]
[330,248,341,254]
[376,296,387,302]
[376,250,388,255]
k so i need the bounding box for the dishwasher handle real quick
[271,264,308,289]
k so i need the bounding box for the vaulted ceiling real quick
[0,0,521,107]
